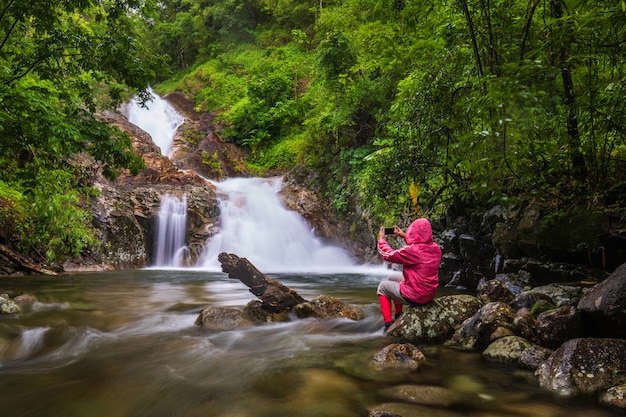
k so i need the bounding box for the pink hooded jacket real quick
[377,218,442,304]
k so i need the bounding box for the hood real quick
[405,218,434,244]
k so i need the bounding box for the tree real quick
[0,0,165,263]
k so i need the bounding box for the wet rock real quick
[513,307,536,341]
[599,384,626,408]
[447,301,517,351]
[385,295,482,344]
[379,385,464,408]
[510,289,554,312]
[536,338,626,396]
[194,306,252,330]
[13,294,37,307]
[370,343,426,370]
[0,294,19,314]
[577,262,626,339]
[482,335,532,363]
[519,345,553,370]
[477,278,515,304]
[514,283,586,309]
[293,295,364,321]
[535,306,581,350]
[242,300,279,323]
[458,234,498,287]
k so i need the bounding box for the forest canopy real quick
[1,0,626,264]
[149,0,626,223]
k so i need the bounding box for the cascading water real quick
[154,194,188,268]
[126,87,184,157]
[125,89,189,268]
[198,177,357,273]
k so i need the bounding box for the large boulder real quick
[535,306,581,349]
[384,295,483,344]
[536,338,626,397]
[577,262,626,339]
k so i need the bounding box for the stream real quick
[0,270,620,417]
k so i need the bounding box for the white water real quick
[124,91,382,274]
[154,194,188,267]
[126,87,184,157]
[198,177,358,273]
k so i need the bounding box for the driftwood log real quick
[218,252,307,313]
[0,244,57,275]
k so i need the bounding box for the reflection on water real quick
[0,270,620,417]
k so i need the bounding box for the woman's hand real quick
[393,226,406,239]
[378,226,386,240]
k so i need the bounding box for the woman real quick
[377,218,442,330]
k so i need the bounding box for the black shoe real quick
[394,311,403,320]
[383,320,394,333]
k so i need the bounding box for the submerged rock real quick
[536,338,626,397]
[370,343,426,370]
[384,295,482,344]
[378,385,464,408]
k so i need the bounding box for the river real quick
[0,269,620,417]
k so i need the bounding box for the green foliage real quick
[0,0,160,261]
[25,168,97,264]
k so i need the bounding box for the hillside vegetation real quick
[1,0,625,266]
[149,0,626,224]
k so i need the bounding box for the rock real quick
[577,262,626,339]
[194,306,252,330]
[0,294,19,314]
[482,335,532,363]
[379,385,464,408]
[477,278,516,304]
[513,307,537,341]
[12,294,37,307]
[447,301,517,351]
[536,338,626,396]
[293,295,364,321]
[535,306,581,349]
[519,345,553,370]
[458,234,499,287]
[599,384,626,408]
[514,283,586,309]
[384,295,482,344]
[510,290,554,312]
[370,343,426,370]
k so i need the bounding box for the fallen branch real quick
[0,244,57,276]
[218,252,307,313]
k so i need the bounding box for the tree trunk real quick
[551,0,587,180]
[218,252,307,313]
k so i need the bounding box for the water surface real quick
[0,270,620,417]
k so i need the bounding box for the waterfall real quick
[198,177,356,273]
[154,195,188,268]
[126,87,184,157]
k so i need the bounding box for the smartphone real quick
[384,227,395,235]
